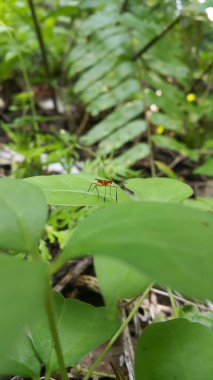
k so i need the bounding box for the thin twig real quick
[27,0,58,112]
[119,304,135,380]
[72,367,116,379]
[152,288,212,312]
[167,287,179,318]
[145,109,156,177]
[76,112,89,136]
[53,257,92,292]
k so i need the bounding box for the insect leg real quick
[104,185,106,202]
[109,184,112,199]
[95,185,100,198]
[85,183,97,194]
[111,186,118,202]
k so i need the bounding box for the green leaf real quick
[80,10,120,36]
[95,256,150,313]
[183,197,213,212]
[135,319,213,380]
[112,143,150,171]
[30,292,119,372]
[194,158,213,177]
[0,255,46,369]
[0,333,41,378]
[80,101,143,145]
[25,174,130,206]
[87,79,141,115]
[155,160,178,179]
[59,202,213,300]
[150,112,184,133]
[43,4,79,20]
[77,61,133,102]
[74,54,119,94]
[98,120,146,155]
[152,135,199,162]
[125,178,193,203]
[178,305,213,330]
[0,179,48,255]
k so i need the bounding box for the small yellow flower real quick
[156,125,165,134]
[186,93,196,102]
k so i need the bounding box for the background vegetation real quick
[0,0,213,379]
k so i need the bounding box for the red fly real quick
[86,178,118,202]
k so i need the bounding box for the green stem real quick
[77,367,116,379]
[27,0,58,113]
[45,276,68,380]
[31,248,41,262]
[7,29,39,133]
[167,287,179,318]
[83,283,154,380]
[44,363,52,380]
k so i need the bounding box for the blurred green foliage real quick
[0,0,212,181]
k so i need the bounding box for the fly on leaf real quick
[85,178,118,202]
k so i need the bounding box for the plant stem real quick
[167,287,179,318]
[77,367,116,379]
[120,0,129,13]
[133,15,181,60]
[27,0,58,112]
[83,283,154,380]
[31,248,41,262]
[45,276,68,380]
[6,28,39,133]
[44,365,52,380]
[136,58,156,177]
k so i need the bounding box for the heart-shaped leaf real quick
[25,174,130,206]
[95,256,150,314]
[30,292,119,372]
[125,178,193,203]
[0,333,41,378]
[0,179,48,255]
[58,202,213,301]
[135,319,213,380]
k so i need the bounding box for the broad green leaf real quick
[152,135,199,162]
[0,179,48,255]
[81,101,143,145]
[0,333,41,378]
[25,174,130,206]
[95,256,150,313]
[194,158,213,177]
[98,120,146,155]
[135,319,213,380]
[183,197,213,212]
[125,178,193,203]
[0,255,46,366]
[59,203,213,300]
[30,292,119,372]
